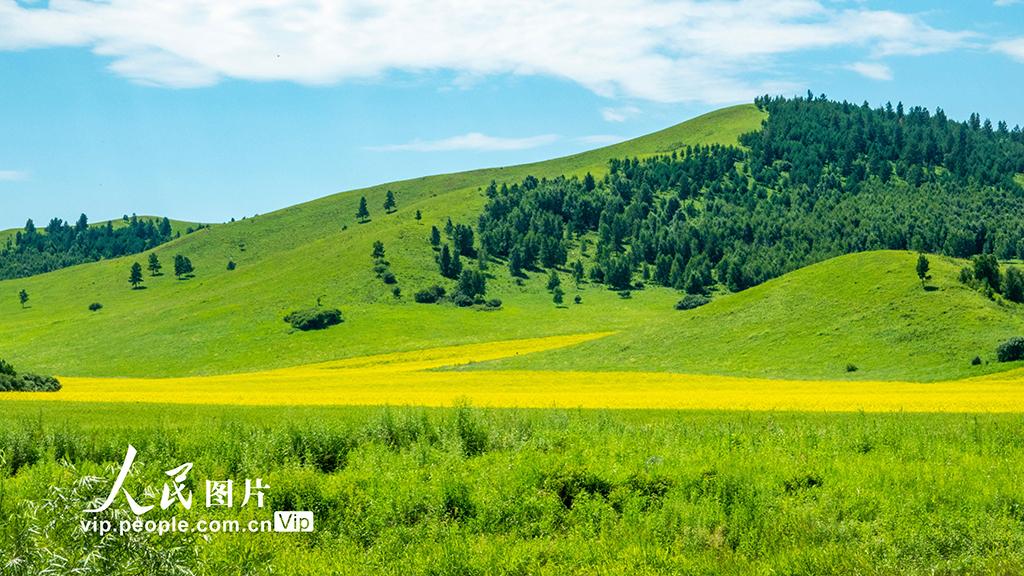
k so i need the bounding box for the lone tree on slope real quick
[129,262,144,289]
[356,196,371,223]
[916,253,930,286]
[18,289,28,308]
[383,190,397,213]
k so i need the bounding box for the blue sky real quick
[1,0,1023,229]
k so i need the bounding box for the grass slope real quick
[0,105,762,378]
[473,251,1024,381]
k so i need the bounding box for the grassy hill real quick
[465,250,1024,381]
[1,102,1021,382]
[0,105,763,377]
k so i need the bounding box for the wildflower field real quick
[4,336,1024,573]
[17,332,1024,413]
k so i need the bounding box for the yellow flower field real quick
[13,332,1024,412]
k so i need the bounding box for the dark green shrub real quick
[675,294,710,310]
[414,285,446,304]
[287,426,357,473]
[0,360,61,392]
[971,355,982,366]
[784,472,824,493]
[452,293,474,307]
[226,260,237,271]
[440,480,476,521]
[485,298,502,308]
[618,290,632,299]
[88,302,103,312]
[845,363,859,373]
[382,271,397,284]
[542,467,612,509]
[996,337,1024,362]
[0,428,41,475]
[453,405,487,457]
[959,266,974,285]
[284,307,344,331]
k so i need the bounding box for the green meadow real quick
[3,403,1024,575]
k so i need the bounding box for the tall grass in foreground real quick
[1,404,1023,575]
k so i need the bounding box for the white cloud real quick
[368,132,559,152]
[995,0,1020,6]
[0,0,974,103]
[601,106,641,123]
[0,170,29,181]
[995,38,1024,61]
[846,61,893,81]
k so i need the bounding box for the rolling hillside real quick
[466,250,1024,381]
[0,105,764,377]
[1,102,1022,382]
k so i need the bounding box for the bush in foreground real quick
[284,307,344,331]
[997,337,1024,363]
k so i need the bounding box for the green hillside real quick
[0,105,764,377]
[2,100,1022,383]
[466,250,1024,381]
[0,216,203,244]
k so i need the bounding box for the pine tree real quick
[916,253,930,285]
[415,210,422,221]
[18,289,28,308]
[571,260,585,286]
[430,226,442,249]
[552,286,564,306]
[546,270,561,292]
[439,244,454,278]
[383,190,397,213]
[356,196,370,223]
[129,262,144,289]
[509,247,524,277]
[372,240,386,261]
[148,253,162,276]
[174,255,194,279]
[1005,267,1024,303]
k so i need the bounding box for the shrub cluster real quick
[414,285,446,304]
[675,294,710,310]
[996,337,1024,363]
[284,307,344,331]
[0,360,61,392]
